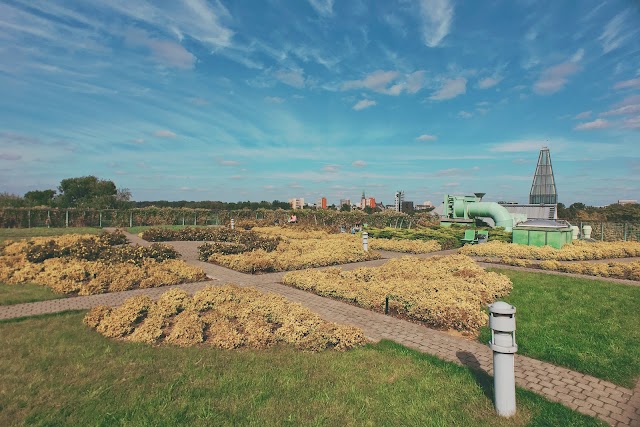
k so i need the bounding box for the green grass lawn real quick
[0,312,601,427]
[0,227,101,244]
[482,269,640,388]
[0,282,64,306]
[127,225,205,234]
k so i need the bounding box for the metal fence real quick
[0,208,422,230]
[579,222,640,242]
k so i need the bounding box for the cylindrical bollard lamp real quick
[362,232,368,252]
[488,301,517,417]
[231,218,235,230]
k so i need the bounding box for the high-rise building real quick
[320,197,327,209]
[367,197,376,208]
[394,191,404,212]
[529,147,557,204]
[289,198,304,209]
[360,191,367,210]
[339,199,351,209]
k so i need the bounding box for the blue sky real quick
[1,0,639,206]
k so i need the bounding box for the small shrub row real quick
[206,238,380,273]
[23,237,179,265]
[496,257,640,281]
[84,286,367,351]
[0,258,206,295]
[0,234,205,295]
[367,226,512,249]
[461,240,640,261]
[369,238,442,253]
[282,254,512,334]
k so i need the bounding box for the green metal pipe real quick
[465,202,514,231]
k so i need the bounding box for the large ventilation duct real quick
[443,194,518,231]
[461,202,514,231]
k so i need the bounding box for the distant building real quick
[316,197,327,209]
[401,201,414,212]
[289,198,304,210]
[415,200,435,211]
[394,190,404,212]
[618,200,638,205]
[367,197,376,209]
[339,199,351,209]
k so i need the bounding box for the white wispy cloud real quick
[125,28,196,69]
[341,70,425,95]
[574,119,611,131]
[458,110,473,119]
[131,138,145,144]
[574,111,592,119]
[307,0,334,16]
[264,96,285,104]
[352,160,367,167]
[416,134,437,141]
[418,0,454,47]
[322,164,339,172]
[353,99,376,110]
[429,77,467,100]
[599,11,633,53]
[219,159,240,166]
[102,0,233,50]
[533,62,580,95]
[0,154,22,161]
[477,76,501,89]
[613,78,640,90]
[600,105,640,117]
[274,68,305,88]
[623,116,640,129]
[153,130,177,138]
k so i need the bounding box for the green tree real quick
[0,192,26,207]
[56,176,126,208]
[340,204,351,212]
[24,189,56,207]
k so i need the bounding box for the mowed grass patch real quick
[0,227,101,244]
[481,269,640,388]
[0,312,601,427]
[0,282,65,306]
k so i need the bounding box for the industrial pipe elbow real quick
[467,202,514,231]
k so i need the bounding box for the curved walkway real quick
[0,229,638,426]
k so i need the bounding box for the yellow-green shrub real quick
[283,254,512,334]
[0,235,206,295]
[207,238,380,273]
[84,285,367,351]
[369,238,441,253]
[460,240,640,260]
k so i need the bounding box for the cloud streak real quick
[418,0,454,47]
[429,77,467,100]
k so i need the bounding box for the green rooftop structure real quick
[512,219,572,249]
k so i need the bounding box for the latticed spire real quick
[529,147,557,204]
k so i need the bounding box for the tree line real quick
[1,176,638,221]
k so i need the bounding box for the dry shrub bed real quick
[252,226,335,240]
[140,227,279,248]
[84,285,367,351]
[496,257,640,281]
[369,238,442,254]
[461,240,640,261]
[207,238,381,274]
[283,254,512,334]
[0,234,206,295]
[253,226,442,254]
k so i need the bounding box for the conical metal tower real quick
[529,147,557,204]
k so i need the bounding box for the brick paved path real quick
[0,229,637,426]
